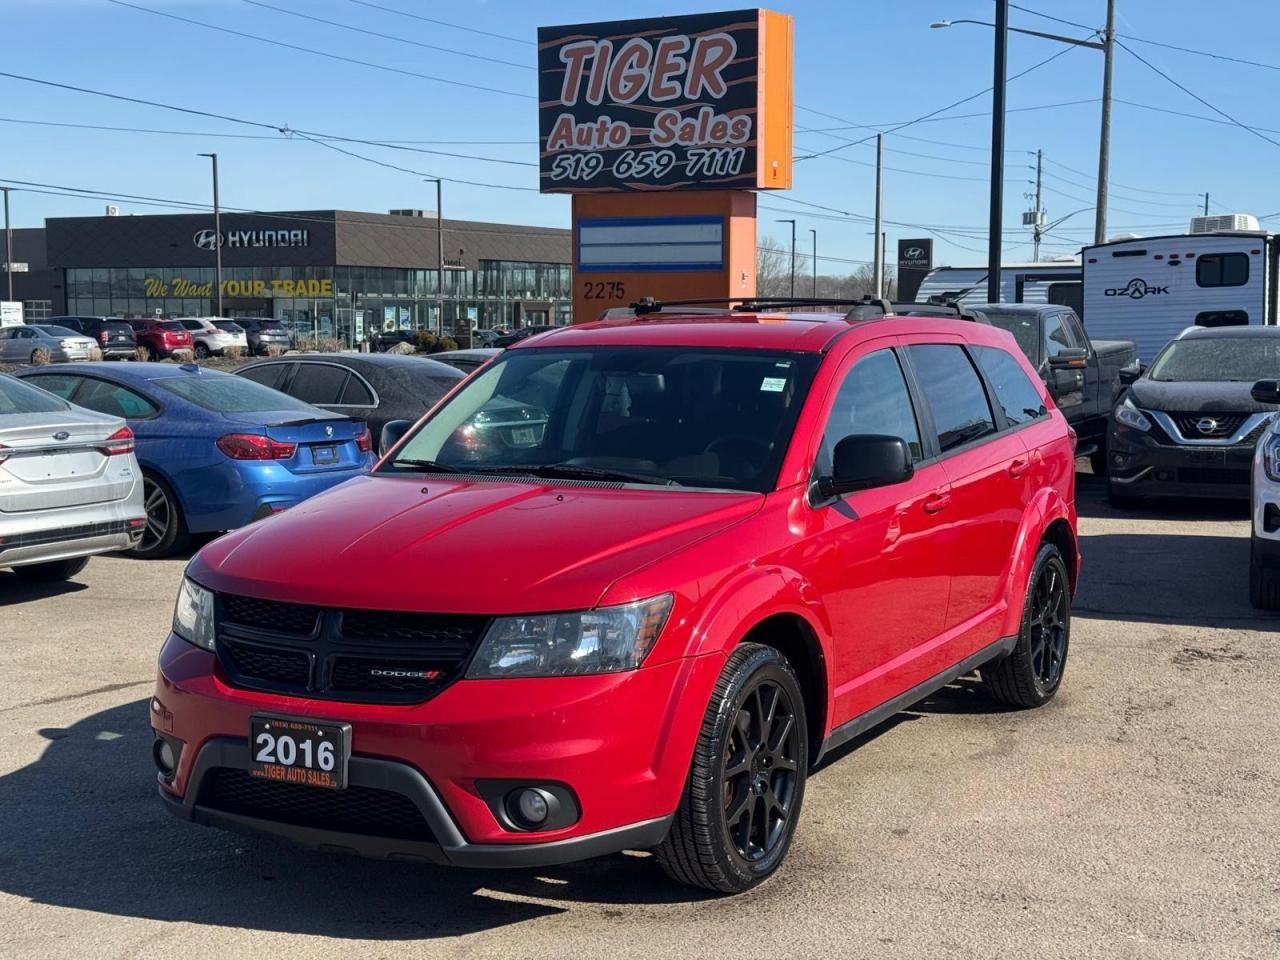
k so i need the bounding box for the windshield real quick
[153,374,317,413]
[1148,338,1280,382]
[382,346,821,491]
[976,310,1038,359]
[0,374,69,414]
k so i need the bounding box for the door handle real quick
[922,492,952,514]
[1008,458,1030,478]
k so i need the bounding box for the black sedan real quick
[1108,326,1280,505]
[234,352,464,445]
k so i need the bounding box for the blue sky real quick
[3,0,1279,273]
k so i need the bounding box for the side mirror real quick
[379,419,412,457]
[818,435,914,499]
[1047,347,1088,369]
[1251,379,1280,405]
[1118,362,1143,385]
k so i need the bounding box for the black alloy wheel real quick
[981,542,1071,708]
[722,678,801,864]
[655,643,808,893]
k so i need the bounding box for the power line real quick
[240,0,533,71]
[345,0,533,46]
[1038,155,1203,199]
[0,116,530,145]
[1116,40,1280,150]
[105,0,532,100]
[294,131,538,191]
[794,43,1083,163]
[1007,3,1093,32]
[798,98,1100,135]
[1036,167,1200,209]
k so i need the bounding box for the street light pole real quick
[197,153,222,317]
[987,1,1008,303]
[873,132,884,298]
[776,218,796,297]
[425,179,444,335]
[931,14,1110,251]
[1095,0,1115,244]
[2,187,11,304]
[809,228,817,297]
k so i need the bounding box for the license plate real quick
[510,427,537,445]
[249,715,351,790]
[311,444,339,465]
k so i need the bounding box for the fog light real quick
[506,787,554,829]
[152,737,177,778]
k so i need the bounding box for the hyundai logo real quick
[1196,417,1220,434]
[1104,278,1169,300]
[903,246,926,260]
[193,229,222,251]
[52,431,70,441]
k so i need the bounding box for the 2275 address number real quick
[583,280,626,301]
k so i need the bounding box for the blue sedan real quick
[16,363,374,557]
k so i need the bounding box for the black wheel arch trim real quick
[159,736,672,868]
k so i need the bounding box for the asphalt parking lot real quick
[0,475,1276,960]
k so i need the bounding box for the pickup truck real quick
[972,303,1137,474]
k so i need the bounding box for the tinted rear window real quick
[153,375,315,412]
[104,321,134,335]
[906,344,997,452]
[972,346,1047,426]
[0,375,69,414]
[159,321,185,332]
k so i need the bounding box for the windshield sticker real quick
[760,377,787,393]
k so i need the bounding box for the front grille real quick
[1177,467,1251,485]
[214,592,489,704]
[221,638,310,686]
[197,767,434,841]
[221,595,318,635]
[1169,412,1248,439]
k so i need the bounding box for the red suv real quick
[153,309,1078,893]
[130,318,194,360]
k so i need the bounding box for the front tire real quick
[981,542,1071,708]
[132,473,190,559]
[194,342,210,359]
[655,643,808,894]
[1249,536,1280,610]
[11,556,90,582]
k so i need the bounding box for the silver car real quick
[0,374,146,581]
[0,324,99,363]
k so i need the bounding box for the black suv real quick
[47,316,137,359]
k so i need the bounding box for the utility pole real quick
[1203,193,1210,216]
[988,1,1009,302]
[809,228,817,297]
[2,187,11,304]
[1033,149,1044,261]
[197,153,222,317]
[872,132,884,297]
[1094,0,1115,245]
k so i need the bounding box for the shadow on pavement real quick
[0,572,88,606]
[0,698,710,940]
[1074,474,1251,521]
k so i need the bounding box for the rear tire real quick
[132,473,190,559]
[655,643,808,894]
[981,543,1071,708]
[1249,537,1280,610]
[194,343,210,359]
[11,556,90,582]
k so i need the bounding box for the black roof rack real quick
[626,295,988,323]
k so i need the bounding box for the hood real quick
[1129,379,1278,414]
[190,474,760,614]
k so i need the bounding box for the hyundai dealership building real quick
[42,209,573,343]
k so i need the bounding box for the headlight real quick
[467,594,673,678]
[172,577,215,651]
[1263,434,1280,482]
[1114,396,1152,433]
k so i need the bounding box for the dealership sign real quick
[537,9,793,193]
[144,275,333,298]
[193,228,310,250]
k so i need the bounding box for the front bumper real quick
[1109,423,1256,499]
[153,635,722,861]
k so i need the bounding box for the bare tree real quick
[756,238,898,302]
[755,235,790,298]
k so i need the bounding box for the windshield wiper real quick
[532,462,680,486]
[389,458,460,473]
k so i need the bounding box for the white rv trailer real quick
[914,259,1082,313]
[1081,216,1277,363]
